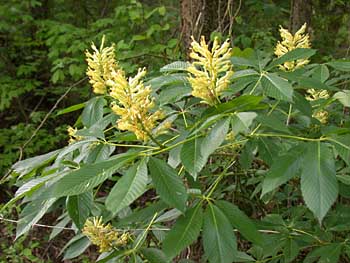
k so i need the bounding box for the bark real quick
[180,0,232,55]
[289,0,312,33]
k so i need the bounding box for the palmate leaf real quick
[261,73,293,102]
[301,142,338,223]
[162,204,203,259]
[148,157,187,212]
[203,203,237,263]
[105,159,148,214]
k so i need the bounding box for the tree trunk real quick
[289,0,312,33]
[180,0,233,55]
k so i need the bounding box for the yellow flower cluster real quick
[85,37,165,141]
[67,126,83,144]
[82,217,129,252]
[107,68,165,141]
[274,24,329,124]
[86,36,118,94]
[187,36,234,105]
[275,23,311,71]
[305,89,330,101]
[306,89,330,124]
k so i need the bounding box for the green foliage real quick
[4,33,350,262]
[1,1,350,262]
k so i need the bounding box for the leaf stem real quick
[252,133,328,142]
[102,140,158,149]
[132,212,158,252]
[249,73,263,95]
[204,159,236,200]
[137,116,165,148]
[142,134,203,156]
[286,104,293,125]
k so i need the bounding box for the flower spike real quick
[275,23,311,71]
[187,36,234,105]
[85,35,118,94]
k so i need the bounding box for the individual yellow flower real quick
[82,217,129,253]
[275,23,311,71]
[67,126,83,144]
[187,36,234,105]
[86,36,118,94]
[106,67,165,141]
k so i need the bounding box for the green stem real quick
[249,73,263,95]
[250,100,280,136]
[204,159,236,200]
[136,116,164,148]
[132,212,158,252]
[252,133,328,142]
[102,140,158,149]
[292,228,324,244]
[142,134,203,156]
[286,104,293,125]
